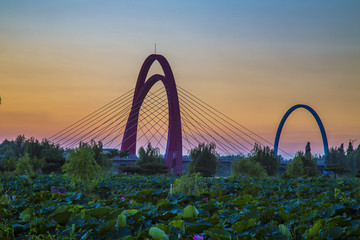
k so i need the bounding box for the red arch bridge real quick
[49,54,327,174]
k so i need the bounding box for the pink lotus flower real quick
[121,197,125,201]
[203,197,208,202]
[193,235,204,240]
[129,200,133,204]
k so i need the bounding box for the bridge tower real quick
[274,104,329,157]
[121,54,183,173]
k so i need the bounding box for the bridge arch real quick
[121,54,182,173]
[274,104,328,156]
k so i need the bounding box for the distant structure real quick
[274,104,329,156]
[121,54,182,173]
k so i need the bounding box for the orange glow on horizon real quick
[1,1,359,155]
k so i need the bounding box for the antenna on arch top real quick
[154,43,156,54]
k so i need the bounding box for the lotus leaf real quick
[121,209,139,215]
[307,219,323,238]
[117,214,126,227]
[169,220,185,233]
[51,211,72,225]
[183,205,199,218]
[1,174,360,239]
[149,226,168,240]
[279,224,291,238]
[19,207,32,222]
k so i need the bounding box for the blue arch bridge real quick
[49,54,329,175]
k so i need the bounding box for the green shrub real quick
[121,143,168,175]
[141,162,169,175]
[121,162,168,175]
[188,143,219,177]
[62,143,102,185]
[15,154,34,176]
[231,157,267,178]
[248,144,280,176]
[172,174,205,196]
[284,156,304,178]
[120,165,145,174]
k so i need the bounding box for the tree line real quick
[0,135,112,175]
[232,141,360,178]
[326,141,360,176]
[1,135,360,178]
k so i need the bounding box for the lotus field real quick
[1,174,360,239]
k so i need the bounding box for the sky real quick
[1,0,359,155]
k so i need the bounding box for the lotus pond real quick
[1,174,360,239]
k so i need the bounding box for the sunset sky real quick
[1,0,359,155]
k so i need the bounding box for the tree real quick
[285,144,319,178]
[188,143,219,177]
[338,143,345,155]
[248,144,280,176]
[326,144,347,173]
[62,143,102,184]
[107,149,129,159]
[137,143,163,165]
[345,142,356,173]
[25,137,42,159]
[15,135,26,156]
[41,139,65,174]
[0,137,66,174]
[1,146,15,159]
[325,142,360,176]
[88,140,113,171]
[305,142,311,159]
[15,154,34,176]
[284,156,304,178]
[0,158,5,173]
[346,141,354,156]
[353,144,360,171]
[0,136,26,159]
[31,156,45,174]
[231,156,267,178]
[301,142,319,177]
[4,157,17,172]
